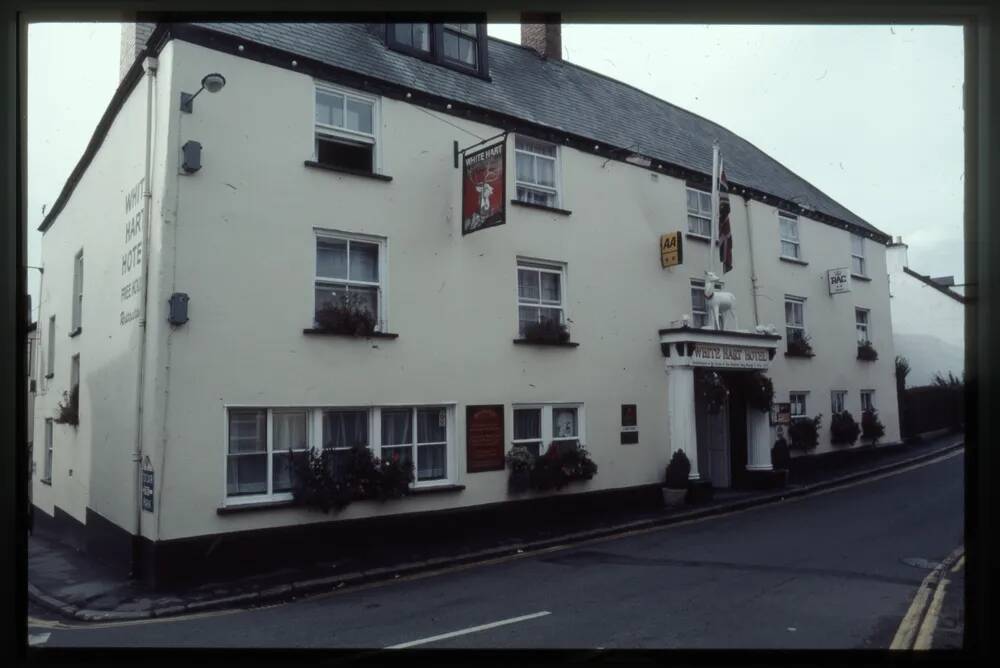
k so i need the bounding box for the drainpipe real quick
[743,195,761,327]
[131,54,157,578]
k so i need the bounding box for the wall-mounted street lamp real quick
[179,73,227,113]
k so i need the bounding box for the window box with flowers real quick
[527,441,597,492]
[505,445,535,493]
[53,385,80,427]
[857,341,878,361]
[289,443,415,513]
[785,334,815,358]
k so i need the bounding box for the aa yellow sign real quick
[660,231,683,268]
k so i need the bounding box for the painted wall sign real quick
[771,402,792,426]
[141,456,154,512]
[827,267,851,295]
[660,231,683,268]
[120,177,146,326]
[462,142,506,235]
[466,405,505,472]
[690,343,771,369]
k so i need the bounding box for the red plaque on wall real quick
[466,405,505,473]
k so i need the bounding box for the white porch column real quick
[665,364,700,480]
[745,405,773,471]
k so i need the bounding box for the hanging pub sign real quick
[462,141,506,236]
[827,267,851,295]
[660,231,683,268]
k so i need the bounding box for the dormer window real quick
[391,23,430,54]
[386,21,489,78]
[442,23,478,67]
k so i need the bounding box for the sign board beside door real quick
[660,231,683,268]
[771,402,791,426]
[466,405,505,472]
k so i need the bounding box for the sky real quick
[25,22,965,320]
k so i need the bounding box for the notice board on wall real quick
[466,405,505,472]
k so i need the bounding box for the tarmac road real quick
[27,450,964,650]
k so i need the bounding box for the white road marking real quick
[28,632,51,646]
[385,611,551,649]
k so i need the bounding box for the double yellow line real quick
[890,545,964,650]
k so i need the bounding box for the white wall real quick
[143,40,901,540]
[31,46,175,539]
[886,244,965,387]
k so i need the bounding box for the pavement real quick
[27,430,964,625]
[26,446,965,649]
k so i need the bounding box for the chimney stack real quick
[120,21,156,80]
[521,13,562,61]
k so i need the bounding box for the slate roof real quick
[188,22,888,239]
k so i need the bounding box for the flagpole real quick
[707,140,720,329]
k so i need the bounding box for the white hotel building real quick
[29,19,900,585]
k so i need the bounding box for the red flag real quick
[718,160,733,273]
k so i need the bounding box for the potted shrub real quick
[771,435,791,472]
[857,341,878,361]
[53,385,80,427]
[314,292,377,336]
[745,371,774,413]
[786,334,814,357]
[505,445,534,493]
[522,318,571,344]
[861,409,886,445]
[788,413,822,451]
[830,410,861,446]
[662,450,690,507]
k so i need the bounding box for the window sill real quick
[852,273,872,282]
[68,327,82,338]
[779,255,809,266]
[510,200,572,216]
[685,233,712,244]
[784,351,816,359]
[304,161,393,182]
[409,483,466,496]
[44,373,54,379]
[513,338,580,348]
[39,478,51,486]
[303,329,399,339]
[217,498,294,515]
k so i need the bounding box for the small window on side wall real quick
[514,136,560,208]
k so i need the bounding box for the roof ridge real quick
[487,30,874,228]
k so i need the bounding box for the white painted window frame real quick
[831,390,847,414]
[46,315,55,379]
[71,249,83,332]
[789,391,809,419]
[510,403,586,457]
[855,307,871,344]
[514,135,562,208]
[851,233,867,277]
[860,390,876,413]
[223,403,455,505]
[516,258,567,337]
[785,295,806,343]
[43,418,53,482]
[778,212,801,260]
[313,228,388,332]
[313,81,382,173]
[686,187,713,238]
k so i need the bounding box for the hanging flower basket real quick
[744,372,774,413]
[697,371,729,414]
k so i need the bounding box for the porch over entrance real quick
[659,325,783,489]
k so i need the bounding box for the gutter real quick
[130,54,158,577]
